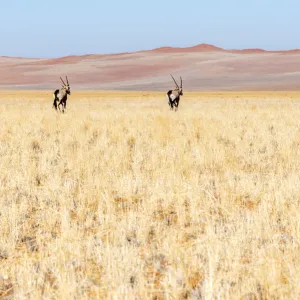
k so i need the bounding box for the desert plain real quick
[0,90,300,299]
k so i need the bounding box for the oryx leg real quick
[53,98,58,110]
[59,100,66,113]
[167,95,174,110]
[174,99,179,111]
[58,101,63,112]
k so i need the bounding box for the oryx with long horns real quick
[53,76,71,113]
[166,75,183,111]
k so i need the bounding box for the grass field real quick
[1,91,300,299]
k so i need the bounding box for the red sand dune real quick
[149,44,225,53]
[231,48,268,54]
[1,44,300,90]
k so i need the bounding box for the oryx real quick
[166,75,183,111]
[53,76,71,113]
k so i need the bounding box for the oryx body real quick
[166,75,183,111]
[53,76,71,113]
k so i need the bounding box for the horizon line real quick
[1,43,300,60]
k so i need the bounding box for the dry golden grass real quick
[1,90,300,299]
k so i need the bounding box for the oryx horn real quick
[170,74,179,89]
[60,77,66,86]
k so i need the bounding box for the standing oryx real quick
[53,76,71,113]
[166,75,183,111]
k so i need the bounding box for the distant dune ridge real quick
[1,44,300,90]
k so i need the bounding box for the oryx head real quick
[60,76,71,95]
[171,75,183,96]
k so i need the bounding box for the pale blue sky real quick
[1,0,299,57]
